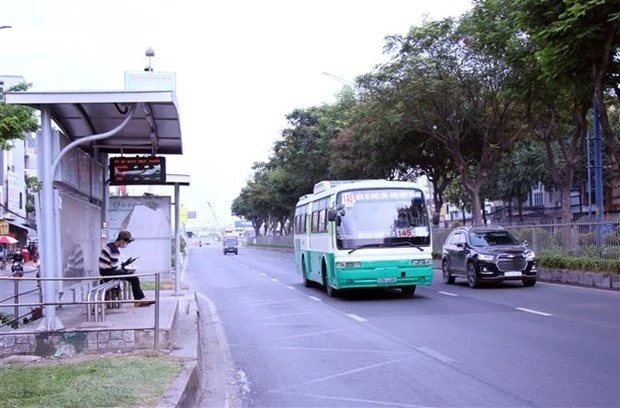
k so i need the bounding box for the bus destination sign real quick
[109,156,166,185]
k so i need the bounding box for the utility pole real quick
[593,101,604,245]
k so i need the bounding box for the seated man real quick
[99,230,154,307]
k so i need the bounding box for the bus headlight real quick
[411,259,431,265]
[336,262,361,268]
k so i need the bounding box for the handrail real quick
[0,271,161,350]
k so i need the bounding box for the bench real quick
[85,279,131,322]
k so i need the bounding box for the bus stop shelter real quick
[4,90,189,330]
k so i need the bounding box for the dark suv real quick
[223,237,239,255]
[441,226,538,288]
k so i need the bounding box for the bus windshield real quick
[335,188,430,250]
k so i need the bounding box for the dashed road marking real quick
[308,296,322,302]
[516,307,552,316]
[438,291,458,296]
[346,313,367,322]
[286,285,295,290]
[416,346,454,363]
[271,278,279,282]
[260,273,267,276]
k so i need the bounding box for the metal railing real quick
[250,220,620,260]
[0,272,162,350]
[0,267,42,329]
[433,221,620,259]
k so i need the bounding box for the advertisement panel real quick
[124,71,176,91]
[108,196,171,274]
[7,171,23,213]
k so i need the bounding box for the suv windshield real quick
[224,238,238,245]
[470,231,519,246]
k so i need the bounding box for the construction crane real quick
[206,201,223,241]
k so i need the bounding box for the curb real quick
[158,361,200,408]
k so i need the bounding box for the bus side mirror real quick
[327,209,338,222]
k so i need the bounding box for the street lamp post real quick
[145,47,155,72]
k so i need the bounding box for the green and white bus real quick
[293,180,435,297]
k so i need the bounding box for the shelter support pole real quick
[174,183,181,295]
[38,108,62,330]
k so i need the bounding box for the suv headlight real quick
[477,254,495,261]
[525,251,536,260]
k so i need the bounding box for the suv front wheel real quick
[467,263,480,288]
[442,260,455,284]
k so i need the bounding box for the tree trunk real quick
[252,220,261,237]
[560,185,574,252]
[469,192,484,226]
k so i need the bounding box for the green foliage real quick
[539,253,620,273]
[25,175,42,214]
[0,82,39,150]
[230,1,620,235]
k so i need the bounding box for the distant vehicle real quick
[223,236,239,255]
[294,179,437,297]
[441,226,538,288]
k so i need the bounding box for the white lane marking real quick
[308,296,322,302]
[259,312,312,320]
[286,285,295,290]
[438,291,458,296]
[274,329,344,341]
[271,278,279,282]
[416,346,455,363]
[270,356,416,392]
[346,313,367,322]
[516,307,553,316]
[271,391,429,408]
[260,273,266,276]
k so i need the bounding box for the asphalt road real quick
[184,243,620,408]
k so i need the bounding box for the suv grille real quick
[497,256,526,272]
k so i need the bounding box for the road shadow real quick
[302,284,432,302]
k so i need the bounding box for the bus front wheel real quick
[301,258,311,288]
[401,286,416,297]
[322,268,337,297]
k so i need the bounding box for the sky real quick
[2,0,473,228]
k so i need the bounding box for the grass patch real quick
[0,353,184,408]
[141,279,189,291]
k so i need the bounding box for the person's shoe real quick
[134,298,156,307]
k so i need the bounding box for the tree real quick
[0,82,38,150]
[25,175,42,215]
[515,0,620,166]
[379,14,527,226]
[483,138,552,223]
